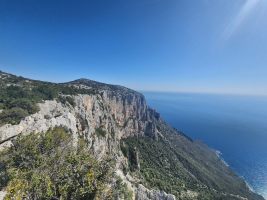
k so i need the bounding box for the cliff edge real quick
[0,71,264,200]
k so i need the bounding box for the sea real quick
[143,92,267,199]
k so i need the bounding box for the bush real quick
[121,137,201,197]
[58,96,76,107]
[0,127,118,200]
[112,177,133,200]
[95,127,107,138]
[0,107,28,125]
[7,99,39,114]
[32,84,59,100]
[0,80,90,125]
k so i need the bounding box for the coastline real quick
[144,91,267,200]
[215,149,266,199]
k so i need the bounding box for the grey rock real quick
[136,184,176,200]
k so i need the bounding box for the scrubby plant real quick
[95,127,107,138]
[112,177,133,200]
[0,127,120,200]
[0,77,93,125]
[121,137,215,199]
[0,108,29,125]
[58,95,76,107]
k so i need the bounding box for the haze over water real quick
[144,92,267,199]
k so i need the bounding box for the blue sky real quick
[1,0,267,95]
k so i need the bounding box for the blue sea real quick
[143,92,267,199]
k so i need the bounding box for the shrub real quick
[112,177,133,200]
[0,107,28,125]
[95,127,107,138]
[0,127,117,200]
[58,96,76,107]
[0,80,90,125]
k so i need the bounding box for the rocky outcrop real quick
[136,185,176,200]
[0,191,6,200]
[0,91,163,199]
[0,90,159,152]
[0,73,264,200]
[0,100,78,149]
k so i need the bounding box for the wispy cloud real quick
[223,0,262,40]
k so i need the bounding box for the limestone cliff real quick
[0,91,159,155]
[0,71,264,200]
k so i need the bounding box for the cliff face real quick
[0,71,264,200]
[0,90,159,155]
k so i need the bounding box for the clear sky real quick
[1,0,267,95]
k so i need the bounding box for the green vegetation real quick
[0,86,40,125]
[0,75,95,125]
[95,127,107,138]
[0,108,31,126]
[0,72,263,200]
[120,142,140,172]
[112,177,133,200]
[0,127,129,200]
[58,95,76,107]
[121,137,193,197]
[121,136,254,200]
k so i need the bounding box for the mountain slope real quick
[0,71,264,200]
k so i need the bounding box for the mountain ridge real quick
[0,71,264,200]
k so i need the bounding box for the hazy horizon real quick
[144,91,267,198]
[0,1,267,199]
[1,69,267,97]
[1,0,267,95]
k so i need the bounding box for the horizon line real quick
[2,69,267,98]
[139,90,267,97]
